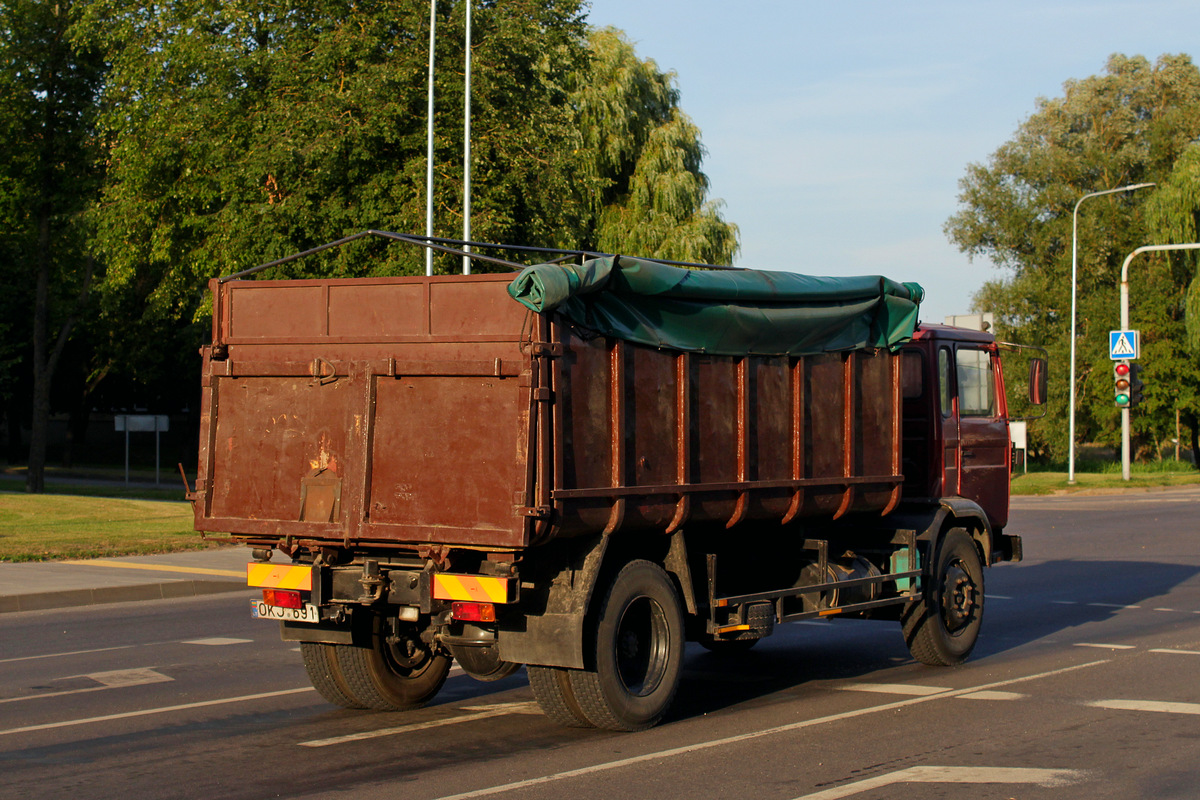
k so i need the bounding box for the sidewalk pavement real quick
[0,547,254,614]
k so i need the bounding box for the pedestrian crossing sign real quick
[1109,330,1139,360]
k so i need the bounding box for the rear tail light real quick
[451,601,496,622]
[262,588,302,609]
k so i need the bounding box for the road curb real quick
[0,579,250,614]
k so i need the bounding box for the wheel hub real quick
[941,562,977,633]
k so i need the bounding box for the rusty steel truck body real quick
[191,232,1045,731]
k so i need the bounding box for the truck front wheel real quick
[330,618,451,711]
[568,560,684,731]
[902,529,984,666]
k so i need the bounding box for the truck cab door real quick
[937,346,959,496]
[951,345,1010,528]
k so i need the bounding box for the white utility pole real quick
[462,0,472,275]
[1067,183,1154,484]
[425,0,437,276]
[1117,241,1200,479]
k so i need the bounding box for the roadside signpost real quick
[114,414,169,485]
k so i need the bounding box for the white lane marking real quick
[0,687,314,736]
[1051,600,1078,605]
[1153,608,1179,613]
[86,668,173,687]
[1150,648,1200,656]
[299,702,542,747]
[840,683,949,696]
[957,690,1026,701]
[429,660,1109,800]
[182,638,253,646]
[1088,603,1140,610]
[1075,643,1136,650]
[985,594,1012,600]
[0,668,173,705]
[0,645,138,665]
[792,766,1087,799]
[1090,699,1200,715]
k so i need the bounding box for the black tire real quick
[528,665,595,728]
[330,619,451,711]
[902,529,984,666]
[568,560,685,731]
[300,642,365,709]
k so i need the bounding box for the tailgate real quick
[193,274,538,549]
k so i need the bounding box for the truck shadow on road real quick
[662,557,1200,725]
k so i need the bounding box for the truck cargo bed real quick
[194,273,904,552]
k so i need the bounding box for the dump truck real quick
[190,231,1046,731]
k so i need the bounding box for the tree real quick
[945,54,1200,461]
[572,28,737,265]
[0,0,105,491]
[80,2,736,337]
[1145,143,1200,460]
[58,1,736,466]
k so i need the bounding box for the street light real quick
[1067,182,1154,484]
[1117,242,1200,479]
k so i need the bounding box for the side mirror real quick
[1028,358,1048,405]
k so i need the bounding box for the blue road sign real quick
[1110,330,1140,360]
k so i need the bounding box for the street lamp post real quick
[1067,183,1154,484]
[1117,242,1200,479]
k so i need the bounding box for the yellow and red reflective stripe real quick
[431,574,509,604]
[246,563,313,591]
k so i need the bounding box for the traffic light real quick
[1128,363,1145,408]
[1114,360,1131,407]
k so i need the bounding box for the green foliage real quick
[1,0,738,468]
[945,54,1200,459]
[1146,143,1200,352]
[78,3,736,375]
[576,28,738,264]
[0,0,106,487]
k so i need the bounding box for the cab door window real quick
[938,347,952,418]
[955,348,996,417]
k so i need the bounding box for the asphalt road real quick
[3,487,1199,800]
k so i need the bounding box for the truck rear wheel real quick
[331,621,451,711]
[300,642,365,709]
[902,529,984,666]
[528,666,595,728]
[568,560,684,731]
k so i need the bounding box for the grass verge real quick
[1011,467,1200,495]
[0,491,226,562]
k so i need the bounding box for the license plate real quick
[250,599,320,623]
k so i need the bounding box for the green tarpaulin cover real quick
[507,255,923,356]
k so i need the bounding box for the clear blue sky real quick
[584,0,1200,321]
